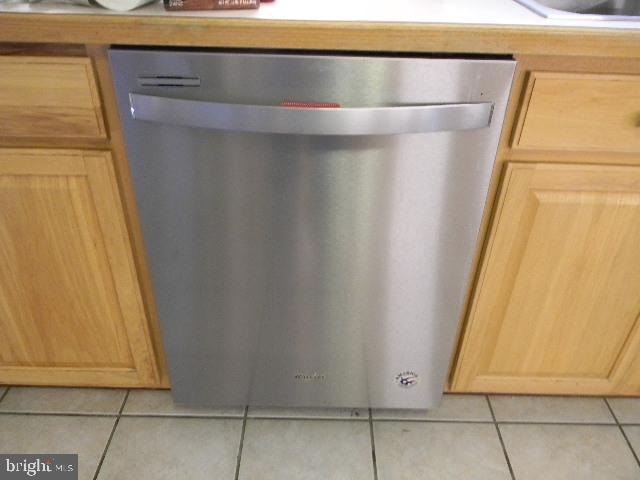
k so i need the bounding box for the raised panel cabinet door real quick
[619,351,640,395]
[0,149,160,387]
[452,162,640,395]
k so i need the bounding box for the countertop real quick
[0,0,639,57]
[3,0,640,29]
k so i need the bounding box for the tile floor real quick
[0,387,639,479]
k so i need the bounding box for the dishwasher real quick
[110,49,515,409]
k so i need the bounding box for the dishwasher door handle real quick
[129,93,494,136]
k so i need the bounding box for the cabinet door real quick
[452,162,640,395]
[0,149,160,387]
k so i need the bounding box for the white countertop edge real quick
[1,0,640,30]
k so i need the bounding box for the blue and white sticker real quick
[395,371,419,388]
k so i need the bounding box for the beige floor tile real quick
[248,406,367,420]
[623,426,640,457]
[0,414,115,480]
[122,389,244,417]
[500,424,640,480]
[0,387,126,415]
[374,421,511,480]
[490,395,614,423]
[373,394,492,421]
[97,417,242,480]
[239,419,373,480]
[608,398,640,424]
[0,386,6,400]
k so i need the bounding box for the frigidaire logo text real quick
[2,454,77,478]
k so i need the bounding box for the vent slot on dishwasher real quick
[137,75,201,87]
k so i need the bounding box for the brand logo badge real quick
[395,371,419,388]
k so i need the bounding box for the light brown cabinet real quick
[452,162,640,395]
[0,149,161,387]
[0,48,166,388]
[451,57,640,396]
[0,56,106,140]
[513,71,640,153]
[622,351,640,393]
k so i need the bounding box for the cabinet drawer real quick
[0,57,106,140]
[513,72,640,153]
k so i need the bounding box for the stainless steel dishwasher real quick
[110,49,515,409]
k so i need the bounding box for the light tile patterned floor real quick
[0,387,639,479]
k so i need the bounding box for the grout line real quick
[304,416,618,427]
[244,416,369,422]
[0,408,626,426]
[120,413,246,419]
[487,395,516,480]
[604,398,640,468]
[368,408,378,480]
[496,420,617,426]
[234,406,248,480]
[118,390,130,416]
[0,409,624,426]
[0,387,11,404]
[92,389,129,480]
[372,418,494,424]
[486,395,497,422]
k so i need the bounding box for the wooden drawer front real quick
[0,57,106,140]
[514,72,640,152]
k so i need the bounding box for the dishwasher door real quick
[110,49,515,409]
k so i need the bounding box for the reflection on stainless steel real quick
[515,0,640,20]
[110,49,515,409]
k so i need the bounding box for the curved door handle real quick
[129,93,493,136]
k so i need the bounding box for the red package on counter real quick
[164,0,259,10]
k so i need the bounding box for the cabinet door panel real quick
[453,163,640,395]
[0,149,159,386]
